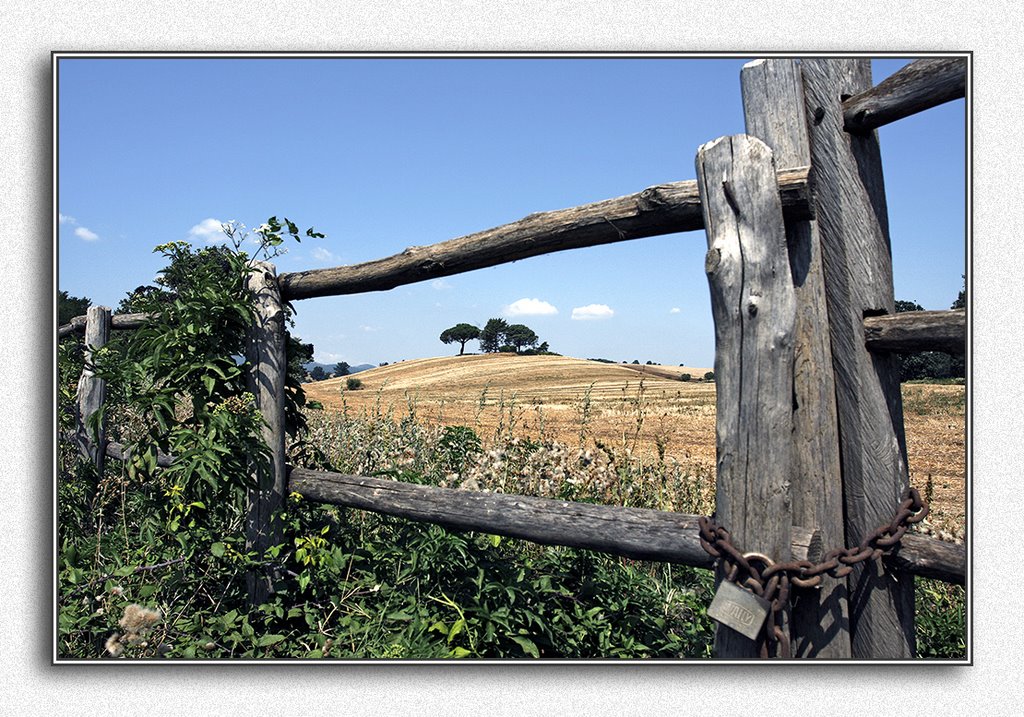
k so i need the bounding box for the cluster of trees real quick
[439,318,551,356]
[58,290,91,326]
[308,362,350,382]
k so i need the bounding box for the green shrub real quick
[346,378,363,390]
[680,373,691,382]
[306,400,324,410]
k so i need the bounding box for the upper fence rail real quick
[275,168,813,301]
[841,57,967,133]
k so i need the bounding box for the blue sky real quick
[57,56,966,368]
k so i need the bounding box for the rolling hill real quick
[306,353,713,402]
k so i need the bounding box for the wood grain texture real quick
[864,310,965,354]
[843,57,967,133]
[697,134,796,657]
[890,534,966,586]
[802,58,915,658]
[742,58,850,658]
[277,169,813,300]
[59,312,153,339]
[288,467,821,567]
[75,305,111,473]
[244,261,288,606]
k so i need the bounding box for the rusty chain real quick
[697,487,929,657]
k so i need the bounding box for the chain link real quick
[698,487,928,657]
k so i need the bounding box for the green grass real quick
[57,405,965,660]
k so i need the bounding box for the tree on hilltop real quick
[952,274,965,311]
[334,361,351,377]
[439,323,481,355]
[505,324,538,354]
[479,318,509,353]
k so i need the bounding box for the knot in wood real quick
[704,247,722,275]
[635,186,668,212]
[746,298,759,318]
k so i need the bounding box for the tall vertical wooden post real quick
[76,305,111,475]
[740,59,851,657]
[801,59,915,658]
[696,135,796,657]
[245,261,288,606]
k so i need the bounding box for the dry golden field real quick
[305,354,966,534]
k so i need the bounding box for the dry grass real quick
[900,383,967,539]
[307,354,717,464]
[304,354,966,532]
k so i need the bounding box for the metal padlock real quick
[707,579,771,640]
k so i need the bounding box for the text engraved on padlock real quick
[707,580,771,641]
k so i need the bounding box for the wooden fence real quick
[59,57,968,659]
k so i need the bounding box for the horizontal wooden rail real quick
[842,57,967,133]
[863,309,965,354]
[105,440,174,468]
[890,533,966,585]
[288,467,817,567]
[277,167,814,300]
[84,440,966,584]
[288,466,966,584]
[58,312,154,339]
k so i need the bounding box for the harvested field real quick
[305,354,966,532]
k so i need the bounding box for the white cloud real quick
[670,307,681,314]
[188,217,227,242]
[504,298,558,317]
[311,246,340,264]
[74,226,99,241]
[59,213,76,225]
[572,304,615,321]
[360,325,379,333]
[431,278,453,290]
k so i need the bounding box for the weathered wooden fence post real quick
[740,58,851,657]
[801,58,915,658]
[245,261,288,606]
[75,305,111,475]
[696,135,796,657]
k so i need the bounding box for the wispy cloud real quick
[360,325,379,333]
[504,298,558,317]
[60,212,99,241]
[311,246,340,264]
[431,279,453,290]
[187,218,227,242]
[670,307,681,314]
[572,304,614,321]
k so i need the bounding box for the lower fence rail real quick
[88,439,966,585]
[286,465,965,585]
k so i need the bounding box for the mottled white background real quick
[4,1,1018,713]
